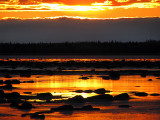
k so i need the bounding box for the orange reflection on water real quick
[1,58,160,62]
[0,74,160,120]
[2,74,160,101]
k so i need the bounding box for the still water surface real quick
[0,74,160,120]
[0,55,160,120]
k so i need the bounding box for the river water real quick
[0,56,160,120]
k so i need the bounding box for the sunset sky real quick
[0,0,160,19]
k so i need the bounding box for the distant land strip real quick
[0,40,160,55]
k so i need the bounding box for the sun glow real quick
[0,0,160,19]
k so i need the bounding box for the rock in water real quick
[109,72,120,80]
[94,88,107,94]
[118,105,132,108]
[30,114,45,119]
[135,92,148,96]
[37,92,53,100]
[19,102,33,110]
[51,105,73,111]
[87,94,113,102]
[67,95,85,103]
[114,93,130,100]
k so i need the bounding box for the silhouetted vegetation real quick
[0,40,160,55]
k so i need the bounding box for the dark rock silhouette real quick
[75,105,100,111]
[0,90,5,97]
[67,95,85,103]
[84,90,93,93]
[74,90,83,93]
[0,90,5,103]
[82,105,93,110]
[4,80,20,84]
[150,93,160,96]
[18,102,33,110]
[51,105,100,111]
[148,79,152,81]
[135,92,148,96]
[20,70,31,77]
[101,76,110,80]
[2,84,14,90]
[109,72,120,80]
[4,80,12,84]
[73,90,93,93]
[22,80,34,83]
[4,75,12,78]
[114,93,130,100]
[12,80,20,84]
[51,105,74,111]
[0,80,3,84]
[79,76,89,80]
[5,92,21,100]
[118,105,132,108]
[37,92,53,100]
[10,102,19,108]
[30,114,45,119]
[94,88,110,94]
[87,94,113,102]
[23,92,32,94]
[140,72,147,77]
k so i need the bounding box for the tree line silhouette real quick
[0,40,160,55]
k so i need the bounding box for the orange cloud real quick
[0,0,160,19]
[0,0,160,5]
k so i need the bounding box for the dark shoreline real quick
[1,41,160,55]
[1,55,160,59]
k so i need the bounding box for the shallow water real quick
[0,74,160,120]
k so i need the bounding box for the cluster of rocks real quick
[0,90,63,103]
[10,101,34,110]
[22,105,100,120]
[67,93,130,103]
[0,79,20,84]
[51,105,100,111]
[0,90,21,103]
[0,79,35,90]
[100,72,120,80]
[0,79,21,90]
[73,88,110,94]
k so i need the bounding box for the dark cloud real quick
[0,18,160,43]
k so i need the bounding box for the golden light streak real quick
[1,16,116,20]
[1,58,160,62]
[116,0,130,3]
[92,1,113,6]
[0,3,105,11]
